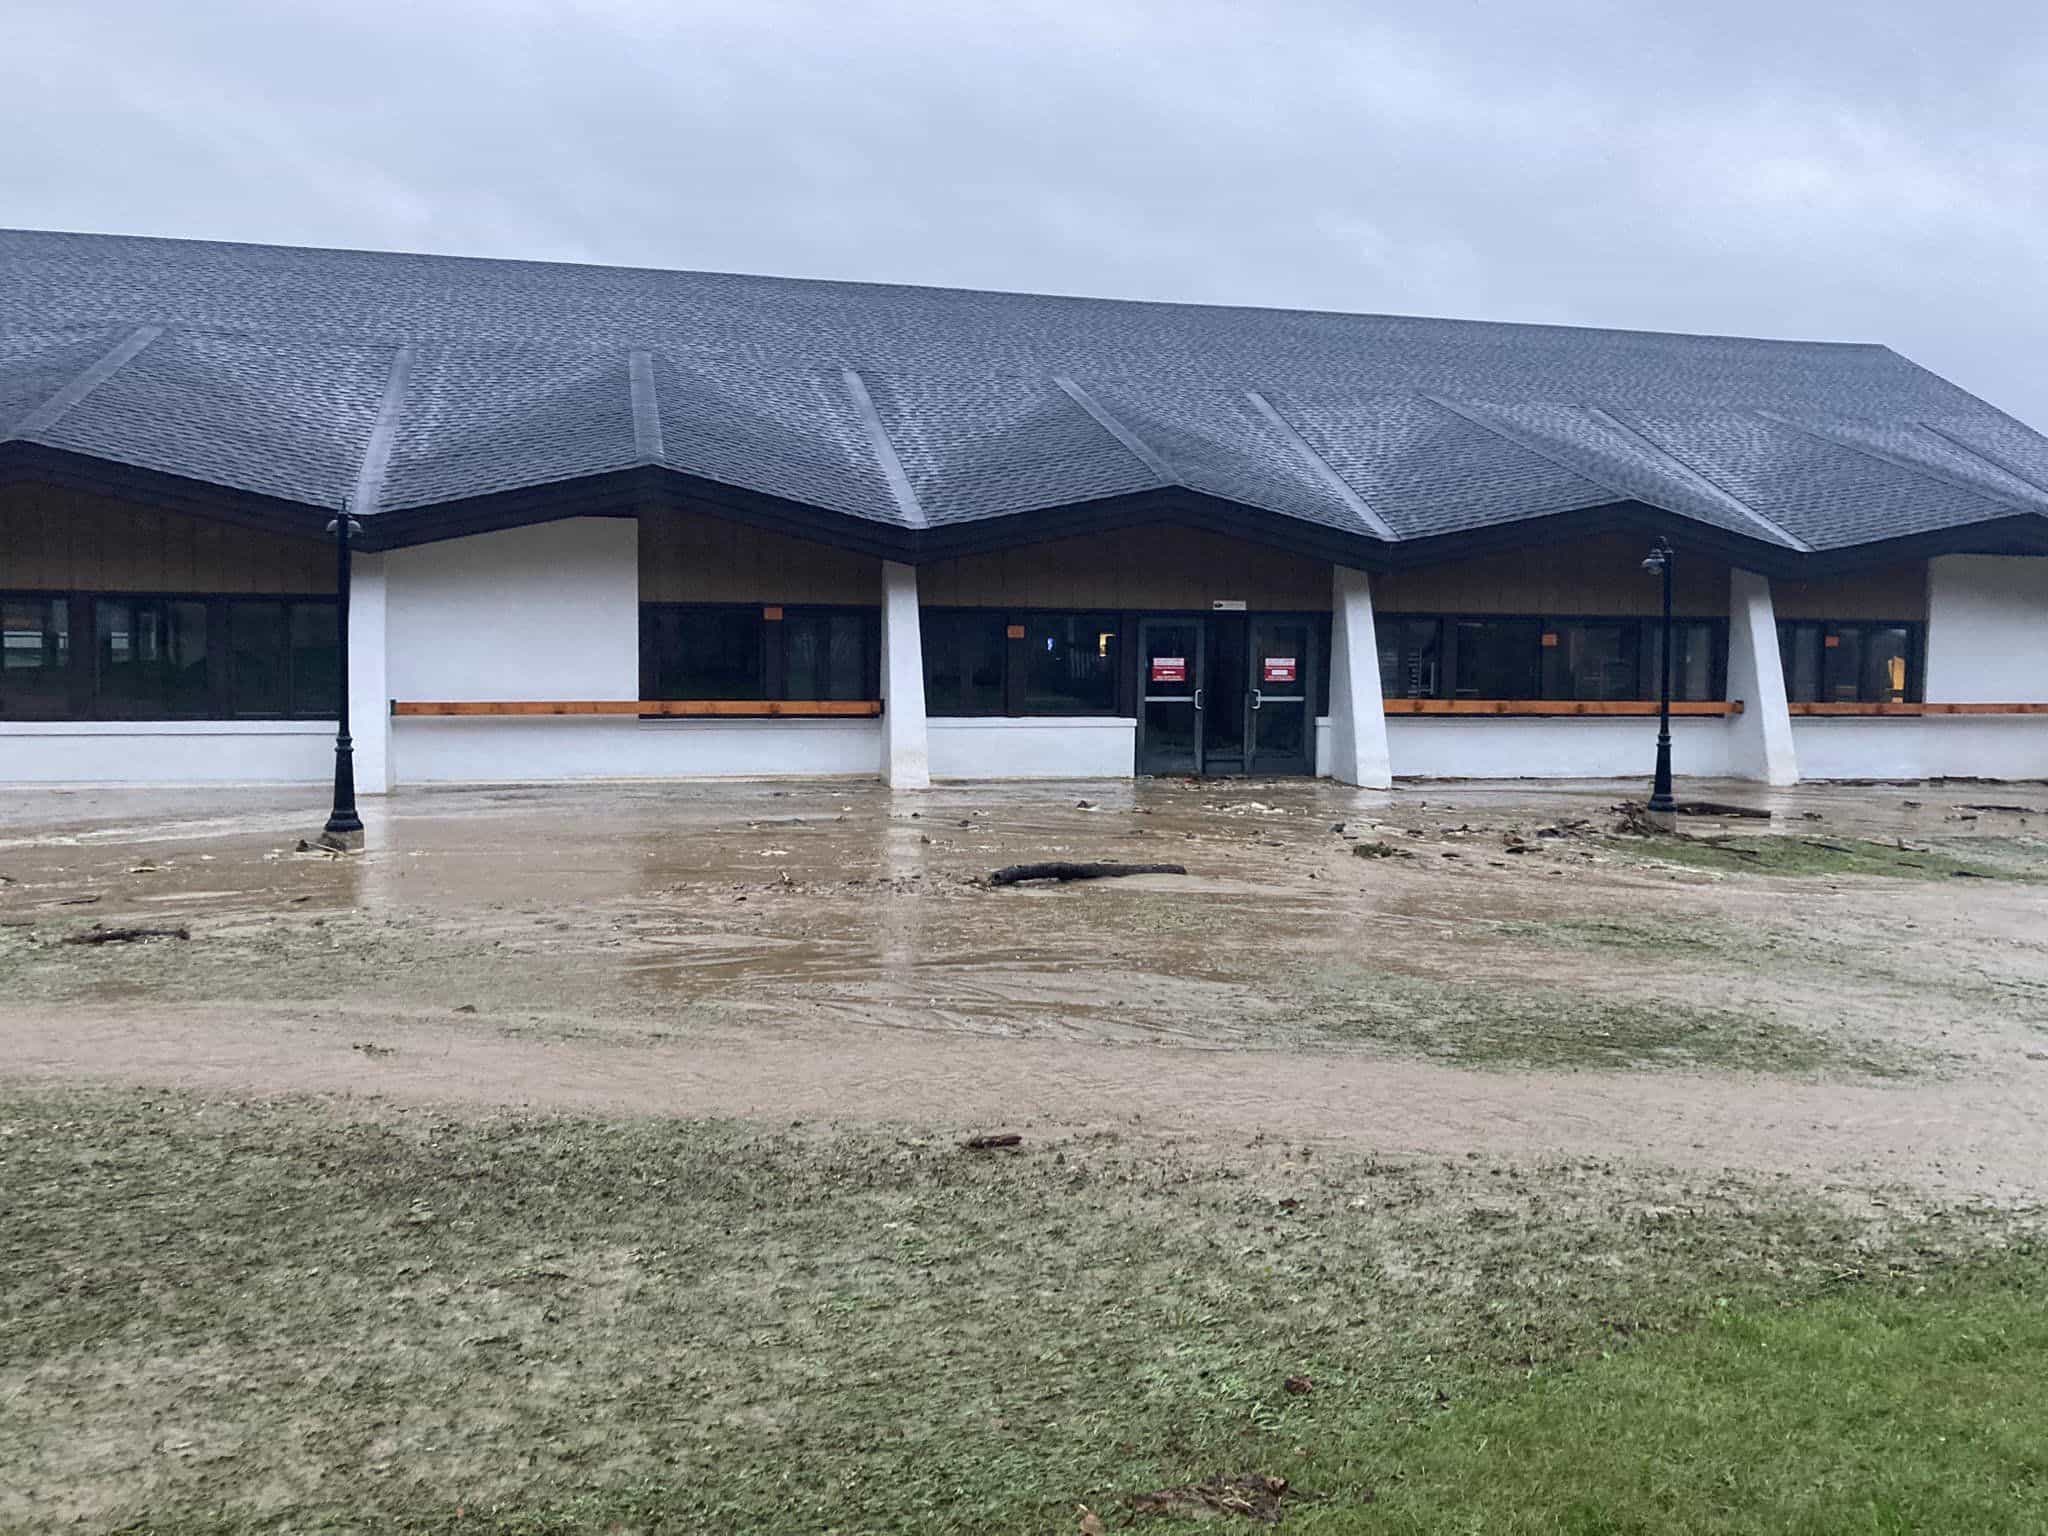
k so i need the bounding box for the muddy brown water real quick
[4,776,2047,1199]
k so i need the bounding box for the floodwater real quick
[4,775,2047,1198]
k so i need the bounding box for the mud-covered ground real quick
[4,775,2047,1198]
[7,775,2048,1531]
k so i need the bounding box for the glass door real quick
[1136,618,1202,775]
[1248,618,1313,776]
[1202,615,1248,775]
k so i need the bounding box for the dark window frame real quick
[0,588,340,722]
[1776,619,1924,704]
[1375,611,1730,704]
[637,602,882,706]
[921,607,1130,719]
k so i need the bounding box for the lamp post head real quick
[325,517,364,536]
[1640,539,1672,575]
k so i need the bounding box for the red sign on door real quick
[1262,656,1297,684]
[1150,656,1187,684]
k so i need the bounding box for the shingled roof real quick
[5,226,2048,567]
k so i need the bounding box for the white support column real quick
[348,552,393,793]
[1725,566,1798,786]
[1327,564,1392,788]
[879,560,930,788]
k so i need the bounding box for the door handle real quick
[1193,688,1204,710]
[1251,688,1263,710]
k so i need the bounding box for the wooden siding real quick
[1772,561,1928,620]
[919,525,1332,610]
[639,507,882,603]
[0,483,330,594]
[1374,534,1730,617]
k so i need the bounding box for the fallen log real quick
[963,1133,1023,1151]
[63,925,190,946]
[988,861,1187,885]
[1670,799,1772,819]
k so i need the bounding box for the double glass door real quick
[1137,615,1313,776]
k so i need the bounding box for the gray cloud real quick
[7,0,2046,425]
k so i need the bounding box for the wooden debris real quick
[62,925,190,946]
[1671,799,1771,819]
[1127,1474,1306,1524]
[988,862,1185,885]
[963,1133,1023,1151]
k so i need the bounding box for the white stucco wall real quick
[1925,718,2048,780]
[1924,555,2048,703]
[1790,720,1928,781]
[1794,719,2048,781]
[929,717,1135,779]
[1385,718,1735,780]
[386,518,640,705]
[392,716,883,783]
[0,720,334,784]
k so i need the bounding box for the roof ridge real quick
[840,368,926,528]
[1752,410,2038,514]
[348,346,413,516]
[1913,421,2048,504]
[1243,390,1396,541]
[628,350,664,465]
[5,324,161,440]
[1581,405,1811,551]
[1415,392,1633,507]
[1050,377,1179,487]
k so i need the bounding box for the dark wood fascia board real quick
[0,441,333,542]
[1366,501,1811,580]
[6,444,2046,575]
[1782,515,2048,575]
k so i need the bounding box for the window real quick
[1020,614,1118,714]
[1542,621,1637,701]
[921,611,1009,716]
[96,597,211,718]
[1454,618,1544,700]
[921,611,1129,717]
[643,607,763,699]
[229,602,288,714]
[1777,621,1919,704]
[3,590,341,721]
[224,600,340,716]
[639,605,880,704]
[1378,614,1725,703]
[0,596,70,717]
[783,611,870,702]
[290,604,342,716]
[1644,620,1719,703]
[1377,617,1442,699]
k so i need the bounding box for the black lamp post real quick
[1641,538,1677,818]
[323,503,365,837]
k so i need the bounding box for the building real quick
[3,228,2046,791]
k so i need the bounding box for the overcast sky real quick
[8,1,2046,426]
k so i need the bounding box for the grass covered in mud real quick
[1302,972,1916,1077]
[1608,830,2042,882]
[4,1087,2036,1533]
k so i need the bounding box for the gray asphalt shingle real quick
[3,226,2046,555]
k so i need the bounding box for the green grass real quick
[1607,833,2033,882]
[2,1087,2028,1533]
[1479,915,1741,955]
[1302,972,1913,1077]
[1300,1258,2048,1534]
